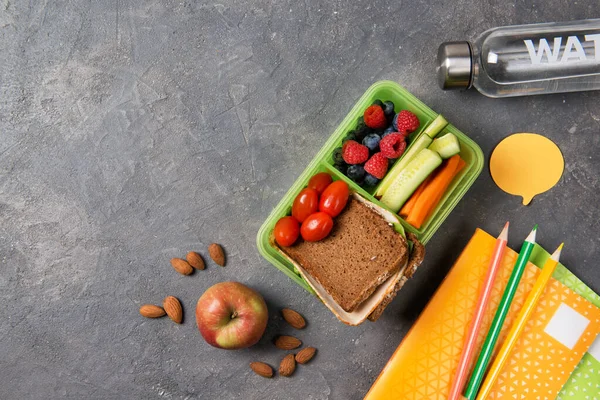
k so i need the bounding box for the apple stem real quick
[231,311,238,319]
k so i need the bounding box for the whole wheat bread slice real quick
[280,196,408,313]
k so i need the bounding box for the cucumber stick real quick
[380,149,442,212]
[375,114,448,197]
[429,133,460,159]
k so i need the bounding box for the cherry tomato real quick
[292,188,319,223]
[307,172,333,194]
[274,216,300,247]
[301,212,334,242]
[319,180,349,217]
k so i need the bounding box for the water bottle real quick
[437,19,600,97]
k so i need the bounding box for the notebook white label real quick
[544,303,590,350]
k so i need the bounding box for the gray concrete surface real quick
[2,1,600,399]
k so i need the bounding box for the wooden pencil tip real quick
[498,221,509,240]
[525,225,537,243]
[551,243,564,261]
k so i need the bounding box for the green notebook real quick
[529,245,600,399]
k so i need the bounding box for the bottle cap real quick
[437,41,473,90]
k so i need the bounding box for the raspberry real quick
[364,152,388,179]
[363,105,387,129]
[393,110,420,133]
[380,133,407,159]
[341,140,369,165]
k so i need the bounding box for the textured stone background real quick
[1,1,600,399]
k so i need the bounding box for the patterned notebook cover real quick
[485,267,599,399]
[364,229,600,400]
[532,246,600,400]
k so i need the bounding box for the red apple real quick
[195,281,268,350]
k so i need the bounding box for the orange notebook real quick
[365,229,600,400]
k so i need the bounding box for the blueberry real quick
[364,173,380,187]
[392,113,399,130]
[342,132,357,144]
[382,101,395,118]
[382,126,396,137]
[356,116,365,129]
[334,160,347,174]
[347,164,365,183]
[372,99,384,107]
[332,147,344,164]
[354,125,371,141]
[362,133,381,152]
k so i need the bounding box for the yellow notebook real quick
[365,229,600,400]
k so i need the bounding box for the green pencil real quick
[463,225,538,400]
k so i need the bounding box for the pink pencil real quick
[447,222,509,400]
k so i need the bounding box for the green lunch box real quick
[256,81,484,293]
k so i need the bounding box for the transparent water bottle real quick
[437,19,600,97]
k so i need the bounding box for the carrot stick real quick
[405,155,466,229]
[399,175,433,217]
[416,156,466,226]
[406,155,466,228]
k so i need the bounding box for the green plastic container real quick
[256,81,484,293]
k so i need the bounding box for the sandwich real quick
[272,192,425,325]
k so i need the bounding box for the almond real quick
[186,251,205,270]
[208,243,225,266]
[281,308,306,329]
[295,347,317,364]
[249,362,273,378]
[170,258,193,275]
[279,354,296,377]
[274,335,301,350]
[139,304,166,318]
[163,296,183,324]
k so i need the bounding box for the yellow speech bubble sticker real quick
[490,133,564,205]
